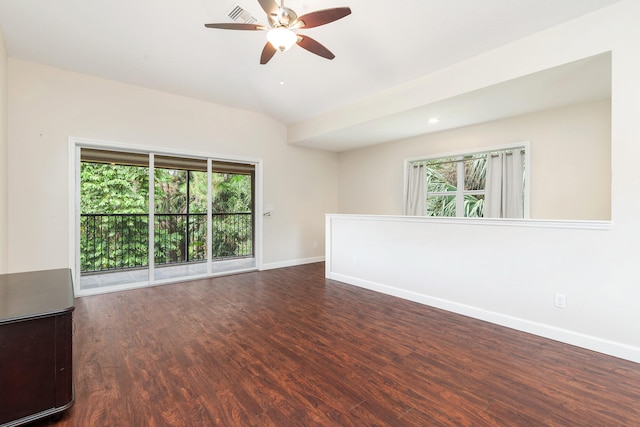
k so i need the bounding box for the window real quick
[78,147,257,291]
[408,144,527,218]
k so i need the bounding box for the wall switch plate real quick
[554,293,567,309]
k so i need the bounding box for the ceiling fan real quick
[204,0,351,64]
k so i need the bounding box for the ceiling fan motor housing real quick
[268,7,297,28]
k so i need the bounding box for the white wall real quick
[338,99,611,220]
[7,59,338,273]
[328,0,640,363]
[326,216,632,358]
[0,29,8,274]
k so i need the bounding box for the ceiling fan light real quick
[267,27,297,51]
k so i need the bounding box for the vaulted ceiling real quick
[0,0,619,151]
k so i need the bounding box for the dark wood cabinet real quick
[0,269,75,427]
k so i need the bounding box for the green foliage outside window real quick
[211,173,253,259]
[80,163,150,272]
[80,162,253,273]
[425,156,486,218]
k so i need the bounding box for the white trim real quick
[255,161,264,270]
[325,213,611,231]
[325,215,333,278]
[148,153,155,284]
[260,256,325,271]
[326,271,640,364]
[68,143,81,295]
[207,159,213,275]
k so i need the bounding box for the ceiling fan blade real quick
[260,42,278,64]
[295,7,351,29]
[296,35,335,60]
[204,23,266,31]
[257,0,279,17]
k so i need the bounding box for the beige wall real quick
[7,59,338,273]
[338,99,611,220]
[0,29,8,273]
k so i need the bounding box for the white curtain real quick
[404,163,425,216]
[484,151,523,218]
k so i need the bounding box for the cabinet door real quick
[0,317,56,424]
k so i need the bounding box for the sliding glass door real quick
[77,147,256,292]
[79,150,150,289]
[210,162,255,274]
[153,155,209,281]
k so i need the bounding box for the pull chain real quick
[279,53,286,86]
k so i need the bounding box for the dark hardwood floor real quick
[31,263,639,426]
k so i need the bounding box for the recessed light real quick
[428,117,440,124]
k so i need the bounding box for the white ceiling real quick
[0,0,618,151]
[291,52,612,151]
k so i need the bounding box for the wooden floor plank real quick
[27,262,640,426]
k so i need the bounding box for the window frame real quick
[69,137,263,297]
[404,141,531,219]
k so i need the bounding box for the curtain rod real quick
[412,149,525,167]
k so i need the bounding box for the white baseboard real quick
[261,256,325,271]
[328,272,640,364]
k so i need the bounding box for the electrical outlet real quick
[353,257,359,266]
[554,293,567,309]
